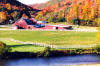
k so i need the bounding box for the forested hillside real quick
[34,0,100,26]
[31,0,65,9]
[1,0,100,26]
[0,0,40,24]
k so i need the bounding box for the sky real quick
[18,0,50,5]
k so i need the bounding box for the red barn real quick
[13,18,72,30]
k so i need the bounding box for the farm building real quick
[13,18,72,30]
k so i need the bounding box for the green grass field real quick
[1,40,45,52]
[0,30,97,45]
[10,45,45,53]
[0,30,98,52]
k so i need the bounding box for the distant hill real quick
[1,0,100,26]
[34,0,72,21]
[0,0,41,24]
[0,0,41,11]
[32,0,100,26]
[30,0,65,9]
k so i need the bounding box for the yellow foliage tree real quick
[95,0,100,44]
[0,12,7,23]
[97,26,100,44]
[89,7,95,20]
[58,10,65,18]
[95,0,100,5]
[81,3,90,20]
[66,0,79,23]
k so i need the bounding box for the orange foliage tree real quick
[66,0,79,24]
[0,12,7,23]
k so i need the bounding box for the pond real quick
[0,54,100,66]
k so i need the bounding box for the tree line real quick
[35,0,100,26]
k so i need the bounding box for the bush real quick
[43,47,51,57]
[48,17,66,23]
[57,17,66,22]
[72,18,80,25]
[37,47,51,57]
[0,41,9,59]
[48,17,57,23]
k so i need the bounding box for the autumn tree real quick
[66,0,80,24]
[0,11,7,23]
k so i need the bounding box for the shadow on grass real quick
[8,44,40,47]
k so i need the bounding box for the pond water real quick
[0,54,100,66]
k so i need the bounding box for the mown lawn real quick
[1,40,45,52]
[10,45,45,53]
[0,30,97,46]
[0,30,98,52]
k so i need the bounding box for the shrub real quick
[37,47,51,57]
[57,17,66,22]
[43,47,51,57]
[48,17,66,23]
[0,41,9,59]
[72,18,81,25]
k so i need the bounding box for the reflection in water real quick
[0,61,5,66]
[0,55,100,66]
